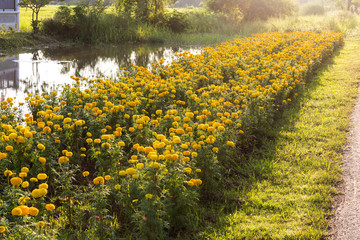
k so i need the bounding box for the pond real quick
[0,44,203,106]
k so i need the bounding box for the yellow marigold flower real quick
[19,172,27,178]
[86,138,93,143]
[181,144,188,149]
[226,141,235,147]
[58,156,69,163]
[132,174,139,179]
[119,170,126,176]
[101,135,110,140]
[11,207,22,216]
[94,139,101,144]
[126,168,137,175]
[21,167,29,173]
[18,205,29,216]
[145,194,153,199]
[24,131,33,138]
[38,157,46,163]
[82,171,90,177]
[129,127,135,132]
[30,177,38,182]
[118,141,125,147]
[36,221,46,227]
[196,169,202,173]
[115,184,121,190]
[4,170,12,176]
[37,173,47,180]
[10,177,22,187]
[0,226,5,233]
[9,133,17,140]
[173,136,181,144]
[39,183,48,189]
[65,152,73,157]
[93,176,105,185]
[104,175,111,181]
[185,168,192,174]
[21,181,29,188]
[37,144,45,151]
[5,145,13,151]
[15,136,25,143]
[45,204,55,211]
[29,207,39,216]
[175,129,184,135]
[63,117,71,123]
[136,163,144,169]
[0,152,8,160]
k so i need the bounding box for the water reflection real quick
[0,55,19,101]
[0,44,202,104]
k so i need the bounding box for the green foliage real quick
[206,0,296,21]
[116,0,175,22]
[301,2,326,15]
[18,0,52,33]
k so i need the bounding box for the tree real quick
[116,0,175,21]
[207,0,295,21]
[19,0,51,33]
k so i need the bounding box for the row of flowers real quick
[0,32,343,239]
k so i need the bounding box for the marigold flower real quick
[104,175,111,181]
[21,181,29,188]
[115,184,121,190]
[10,177,22,187]
[46,204,55,211]
[38,157,46,163]
[39,183,48,189]
[29,207,39,216]
[37,173,47,180]
[0,226,6,233]
[93,176,105,185]
[126,168,137,175]
[18,205,29,216]
[21,167,29,173]
[30,177,38,182]
[5,145,13,151]
[36,221,45,227]
[226,141,235,147]
[37,144,45,151]
[11,207,22,216]
[19,172,27,178]
[145,194,153,199]
[82,171,90,177]
[4,170,12,176]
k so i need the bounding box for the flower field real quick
[0,32,343,239]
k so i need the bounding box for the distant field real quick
[20,5,59,31]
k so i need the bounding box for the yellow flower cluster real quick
[0,32,343,236]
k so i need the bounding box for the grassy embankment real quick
[196,31,360,239]
[0,6,58,51]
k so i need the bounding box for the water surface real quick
[0,44,202,105]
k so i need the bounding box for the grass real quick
[192,32,360,239]
[19,5,59,31]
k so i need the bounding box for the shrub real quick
[301,3,326,16]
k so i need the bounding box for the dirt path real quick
[332,76,360,238]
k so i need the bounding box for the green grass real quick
[19,5,59,31]
[193,34,360,239]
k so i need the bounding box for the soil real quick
[331,82,360,239]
